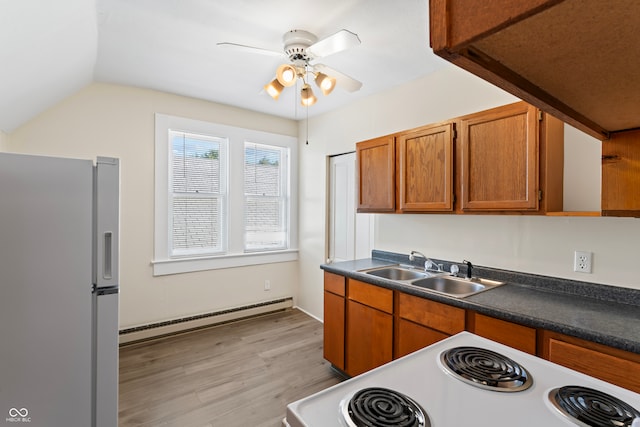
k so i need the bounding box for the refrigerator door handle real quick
[103,232,112,280]
[94,157,119,288]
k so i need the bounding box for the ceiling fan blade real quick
[216,42,283,57]
[314,64,363,92]
[307,29,361,59]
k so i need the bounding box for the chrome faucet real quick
[409,251,441,272]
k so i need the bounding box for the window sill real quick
[151,249,299,276]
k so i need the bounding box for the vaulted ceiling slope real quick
[0,0,447,133]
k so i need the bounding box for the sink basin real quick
[409,276,504,298]
[365,266,428,281]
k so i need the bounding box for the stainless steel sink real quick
[409,275,504,298]
[364,266,428,281]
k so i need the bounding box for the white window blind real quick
[170,131,227,256]
[244,142,289,251]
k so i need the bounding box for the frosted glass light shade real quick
[264,78,284,100]
[315,72,336,96]
[276,64,297,87]
[300,84,317,106]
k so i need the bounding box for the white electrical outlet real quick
[573,251,592,273]
[264,280,271,291]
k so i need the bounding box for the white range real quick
[283,331,640,427]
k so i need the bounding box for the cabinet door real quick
[324,291,345,370]
[396,318,449,358]
[356,135,395,212]
[346,300,393,376]
[397,123,454,211]
[602,129,640,217]
[459,102,539,211]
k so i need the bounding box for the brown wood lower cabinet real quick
[346,299,393,376]
[468,312,537,355]
[396,318,449,358]
[323,272,346,370]
[323,272,639,392]
[541,330,640,393]
[324,291,345,370]
[395,292,465,358]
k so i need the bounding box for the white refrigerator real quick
[0,153,120,427]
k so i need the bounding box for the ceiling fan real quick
[218,29,363,106]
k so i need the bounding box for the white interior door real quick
[328,152,372,263]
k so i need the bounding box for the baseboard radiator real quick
[118,297,293,345]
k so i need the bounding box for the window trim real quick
[243,141,290,252]
[153,113,298,276]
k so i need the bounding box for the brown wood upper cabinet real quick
[356,135,395,212]
[458,102,563,212]
[397,123,454,212]
[601,129,640,217]
[429,0,640,141]
[355,101,563,214]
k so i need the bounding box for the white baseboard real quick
[119,298,293,345]
[293,305,323,323]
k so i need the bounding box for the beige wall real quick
[8,83,299,329]
[298,64,637,321]
[0,130,7,151]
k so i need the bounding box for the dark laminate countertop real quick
[321,251,640,354]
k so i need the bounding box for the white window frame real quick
[243,141,290,252]
[169,130,228,258]
[153,114,298,276]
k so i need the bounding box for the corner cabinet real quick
[397,123,455,212]
[356,135,396,212]
[458,102,564,212]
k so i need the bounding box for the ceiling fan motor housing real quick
[283,29,318,63]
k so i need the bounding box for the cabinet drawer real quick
[348,280,393,314]
[398,293,465,334]
[471,313,536,355]
[545,336,640,393]
[324,271,345,296]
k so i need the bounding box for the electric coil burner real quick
[440,346,533,392]
[340,387,430,427]
[549,386,640,427]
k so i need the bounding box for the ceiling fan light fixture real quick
[314,72,336,96]
[276,64,297,87]
[300,84,317,106]
[264,78,285,100]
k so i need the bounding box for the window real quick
[154,114,298,276]
[170,131,227,256]
[244,142,288,251]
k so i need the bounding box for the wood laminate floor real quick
[118,308,344,427]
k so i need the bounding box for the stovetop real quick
[284,332,640,427]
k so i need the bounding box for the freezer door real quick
[93,289,119,427]
[93,157,119,288]
[0,153,93,427]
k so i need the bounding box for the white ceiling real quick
[0,0,449,133]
